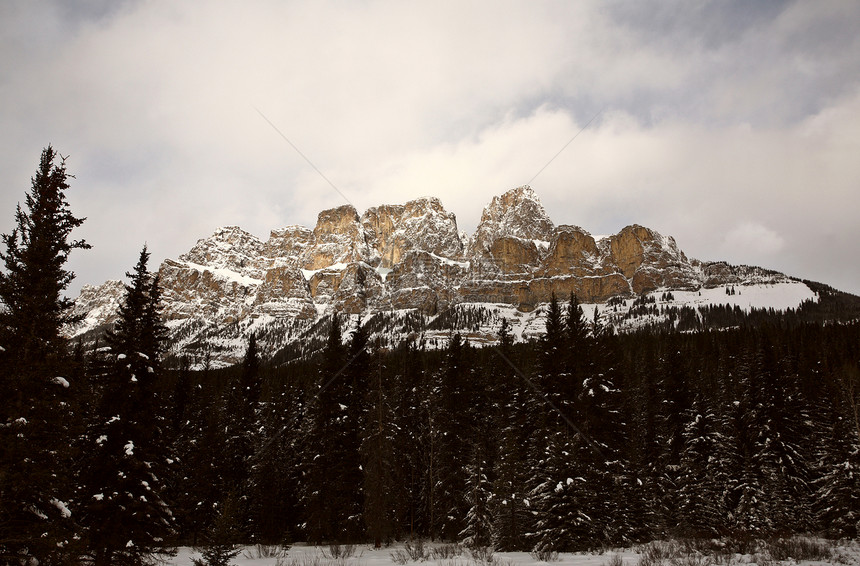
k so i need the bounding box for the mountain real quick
[66,186,852,367]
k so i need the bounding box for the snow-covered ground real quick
[166,540,859,566]
[169,545,635,566]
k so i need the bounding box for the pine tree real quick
[193,492,242,566]
[752,337,813,533]
[77,246,176,566]
[362,335,398,547]
[491,318,531,550]
[247,383,301,544]
[461,446,493,549]
[433,333,474,540]
[654,340,691,533]
[220,334,263,536]
[676,395,726,537]
[0,146,89,564]
[815,362,860,536]
[300,314,365,542]
[529,293,624,550]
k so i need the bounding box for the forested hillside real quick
[3,148,859,566]
[165,300,860,550]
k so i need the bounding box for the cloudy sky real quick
[2,0,859,296]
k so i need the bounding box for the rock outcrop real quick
[70,185,805,353]
[468,185,554,259]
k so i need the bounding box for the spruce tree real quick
[220,334,263,536]
[530,292,624,550]
[492,318,531,550]
[77,246,176,566]
[362,335,398,547]
[0,146,89,564]
[461,445,493,549]
[815,363,860,536]
[300,314,365,542]
[433,333,473,540]
[676,395,726,537]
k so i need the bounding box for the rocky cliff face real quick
[468,185,554,258]
[68,185,808,363]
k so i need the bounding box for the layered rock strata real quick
[69,186,796,334]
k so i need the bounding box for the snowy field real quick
[167,540,859,566]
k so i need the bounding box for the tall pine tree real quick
[0,146,89,564]
[77,246,176,566]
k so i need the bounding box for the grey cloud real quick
[1,0,858,298]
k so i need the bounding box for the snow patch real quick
[182,260,263,286]
[51,498,71,518]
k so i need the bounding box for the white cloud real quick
[1,0,859,297]
[723,222,786,256]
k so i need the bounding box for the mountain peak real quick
[68,186,822,365]
[469,185,555,257]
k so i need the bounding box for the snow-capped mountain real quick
[67,186,832,366]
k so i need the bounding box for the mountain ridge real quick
[67,186,844,366]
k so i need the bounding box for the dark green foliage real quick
[157,318,860,548]
[361,334,399,547]
[77,247,176,566]
[193,493,241,566]
[0,146,89,565]
[300,315,366,542]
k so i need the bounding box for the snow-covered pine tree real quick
[528,292,590,551]
[461,445,493,549]
[299,314,365,542]
[433,332,473,541]
[77,246,176,566]
[338,318,369,541]
[529,292,626,550]
[721,344,770,537]
[220,334,263,537]
[172,381,229,545]
[654,341,691,533]
[751,337,813,533]
[246,379,301,544]
[815,362,860,537]
[0,146,89,564]
[676,394,726,537]
[492,318,532,551]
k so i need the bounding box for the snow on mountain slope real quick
[68,186,834,365]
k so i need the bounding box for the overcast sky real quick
[2,0,859,297]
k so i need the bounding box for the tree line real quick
[2,148,859,566]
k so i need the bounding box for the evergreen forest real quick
[2,148,860,566]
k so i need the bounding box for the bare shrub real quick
[636,540,717,566]
[765,537,832,562]
[672,554,714,566]
[637,541,682,566]
[244,544,291,559]
[723,535,757,556]
[431,543,464,560]
[403,539,429,562]
[830,548,854,565]
[276,555,325,566]
[604,553,624,566]
[467,546,495,566]
[390,549,411,566]
[530,549,560,562]
[323,544,357,560]
[751,552,775,566]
